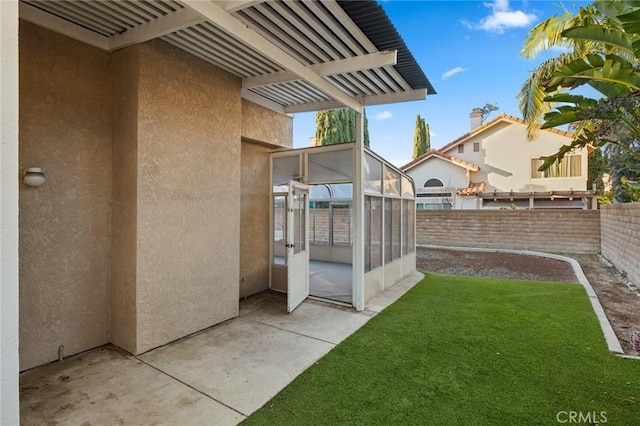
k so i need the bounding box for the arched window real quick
[424,178,444,188]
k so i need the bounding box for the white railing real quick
[415,186,456,196]
[415,187,455,209]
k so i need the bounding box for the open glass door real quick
[287,181,309,312]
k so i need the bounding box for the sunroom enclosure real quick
[270,142,416,311]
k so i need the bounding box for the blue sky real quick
[292,0,591,167]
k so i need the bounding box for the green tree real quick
[588,147,607,190]
[315,108,369,147]
[412,114,429,159]
[424,120,431,153]
[520,0,640,201]
[518,2,630,139]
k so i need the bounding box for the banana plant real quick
[518,2,633,139]
[534,2,640,163]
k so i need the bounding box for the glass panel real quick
[364,153,382,194]
[538,156,572,178]
[403,199,415,255]
[371,197,382,269]
[310,203,329,246]
[556,157,569,177]
[570,155,582,177]
[384,198,392,264]
[273,196,286,265]
[402,199,408,256]
[272,156,300,186]
[308,150,352,183]
[310,184,331,199]
[293,191,306,254]
[531,158,543,179]
[401,175,414,198]
[408,200,415,253]
[392,198,401,261]
[332,203,352,246]
[330,183,353,199]
[301,193,306,252]
[424,178,443,188]
[383,166,400,196]
[364,197,371,272]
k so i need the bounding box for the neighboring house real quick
[401,109,596,209]
[1,2,434,415]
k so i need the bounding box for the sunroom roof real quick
[19,0,435,114]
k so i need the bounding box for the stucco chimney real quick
[470,108,483,130]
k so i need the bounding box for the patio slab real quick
[20,346,244,426]
[139,316,334,416]
[20,272,423,425]
[239,291,372,344]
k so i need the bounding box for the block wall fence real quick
[600,203,640,287]
[416,205,640,287]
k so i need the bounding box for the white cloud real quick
[466,0,537,34]
[441,67,468,80]
[374,111,393,120]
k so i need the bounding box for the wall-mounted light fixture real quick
[23,167,46,187]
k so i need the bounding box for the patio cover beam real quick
[284,88,427,113]
[242,51,398,89]
[241,88,285,114]
[108,7,204,51]
[181,0,363,113]
[219,0,269,13]
[19,2,109,50]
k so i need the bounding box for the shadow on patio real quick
[20,272,422,425]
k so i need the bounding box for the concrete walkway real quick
[20,272,423,425]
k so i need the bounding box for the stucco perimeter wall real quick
[134,40,242,354]
[19,22,112,370]
[110,45,140,353]
[417,210,600,254]
[601,203,640,287]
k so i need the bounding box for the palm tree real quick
[531,1,640,198]
[518,2,631,139]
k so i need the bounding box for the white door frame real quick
[287,181,310,312]
[1,1,20,423]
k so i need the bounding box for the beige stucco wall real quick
[19,21,112,370]
[19,22,294,366]
[241,99,292,149]
[134,40,242,353]
[110,45,140,353]
[240,142,272,298]
[238,100,292,298]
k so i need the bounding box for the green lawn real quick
[244,274,640,425]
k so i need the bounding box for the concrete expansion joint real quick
[133,354,249,418]
[242,317,338,346]
[418,244,626,356]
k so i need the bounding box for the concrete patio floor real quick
[20,271,423,425]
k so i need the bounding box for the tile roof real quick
[457,182,486,196]
[401,113,574,171]
[401,150,480,171]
